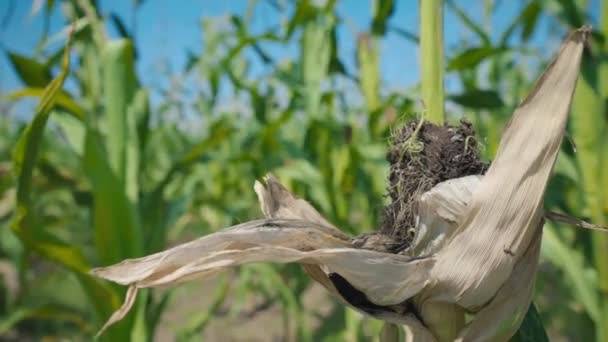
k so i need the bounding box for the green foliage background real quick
[0,0,607,341]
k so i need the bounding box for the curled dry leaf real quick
[92,176,436,337]
[91,26,591,341]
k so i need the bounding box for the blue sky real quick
[0,0,599,113]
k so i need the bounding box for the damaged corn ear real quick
[412,26,590,342]
[424,26,590,310]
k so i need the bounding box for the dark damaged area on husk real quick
[330,118,488,318]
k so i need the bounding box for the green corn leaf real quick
[6,52,52,88]
[0,304,91,335]
[172,119,235,174]
[572,57,607,265]
[552,152,579,183]
[371,0,395,36]
[541,223,600,323]
[52,110,86,155]
[224,32,281,65]
[388,26,419,43]
[12,30,74,228]
[143,118,233,253]
[286,0,318,39]
[500,1,542,45]
[101,39,138,193]
[83,129,142,265]
[601,0,608,217]
[131,88,151,160]
[357,33,380,113]
[4,88,86,120]
[449,89,505,109]
[445,0,491,45]
[109,13,132,41]
[9,29,129,342]
[548,0,585,28]
[328,26,349,77]
[274,159,332,215]
[300,5,335,119]
[511,304,549,342]
[81,39,143,268]
[447,47,508,71]
[130,292,149,342]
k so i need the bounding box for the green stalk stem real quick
[418,2,463,341]
[420,0,445,124]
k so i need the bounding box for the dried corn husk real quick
[423,27,589,311]
[411,175,482,256]
[456,226,542,341]
[91,26,591,341]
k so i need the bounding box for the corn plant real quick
[1,0,608,341]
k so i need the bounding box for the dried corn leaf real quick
[92,219,351,285]
[427,27,589,310]
[95,285,138,337]
[92,178,436,333]
[255,175,344,297]
[254,175,346,236]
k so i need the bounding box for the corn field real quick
[0,0,607,341]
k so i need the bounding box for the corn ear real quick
[425,26,589,310]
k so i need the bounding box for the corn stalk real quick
[420,0,445,123]
[416,2,466,341]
